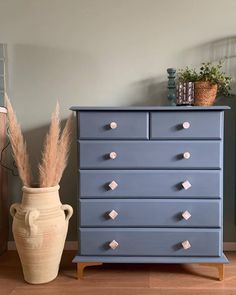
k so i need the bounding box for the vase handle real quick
[61,204,73,221]
[10,203,20,218]
[25,209,40,236]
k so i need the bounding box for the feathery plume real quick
[54,113,73,185]
[39,102,61,187]
[5,93,32,187]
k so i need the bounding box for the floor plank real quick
[10,287,236,295]
[0,251,235,295]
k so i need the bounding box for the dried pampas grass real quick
[39,102,61,187]
[5,94,32,187]
[39,104,73,188]
[54,114,73,185]
[5,94,73,188]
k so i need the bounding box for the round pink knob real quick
[183,152,191,159]
[109,152,117,160]
[183,122,190,129]
[110,122,118,129]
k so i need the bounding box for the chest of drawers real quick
[71,106,229,280]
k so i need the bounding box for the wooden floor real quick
[1,251,236,295]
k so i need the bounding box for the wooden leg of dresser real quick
[199,263,225,281]
[77,262,103,279]
[218,264,224,281]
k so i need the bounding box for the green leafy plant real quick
[199,61,232,96]
[177,67,198,83]
[177,61,232,96]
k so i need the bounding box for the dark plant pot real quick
[194,81,218,106]
[176,82,194,106]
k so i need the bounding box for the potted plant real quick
[6,94,73,284]
[177,61,232,106]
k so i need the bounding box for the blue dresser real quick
[71,106,229,280]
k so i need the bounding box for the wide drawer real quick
[78,111,148,139]
[80,199,221,227]
[150,111,223,139]
[79,141,222,169]
[79,170,221,198]
[79,228,221,256]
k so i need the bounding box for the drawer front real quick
[79,141,221,169]
[150,111,223,139]
[80,199,221,227]
[80,228,221,256]
[78,111,148,139]
[79,170,221,198]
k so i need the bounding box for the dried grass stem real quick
[5,94,73,188]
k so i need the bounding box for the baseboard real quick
[222,242,236,251]
[7,241,236,251]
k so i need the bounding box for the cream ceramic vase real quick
[10,185,73,284]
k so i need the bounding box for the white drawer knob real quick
[182,210,192,220]
[182,240,191,250]
[183,121,190,129]
[110,121,118,129]
[109,240,119,250]
[182,180,192,190]
[109,152,117,160]
[108,180,118,190]
[183,152,191,159]
[108,210,118,220]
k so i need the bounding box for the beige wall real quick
[0,0,236,240]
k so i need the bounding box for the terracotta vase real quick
[10,185,73,284]
[194,81,218,106]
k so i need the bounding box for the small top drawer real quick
[78,111,148,139]
[150,111,223,139]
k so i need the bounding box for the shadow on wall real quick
[128,36,236,107]
[178,35,236,94]
[8,118,78,241]
[218,96,236,241]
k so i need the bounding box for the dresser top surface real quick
[70,106,230,111]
